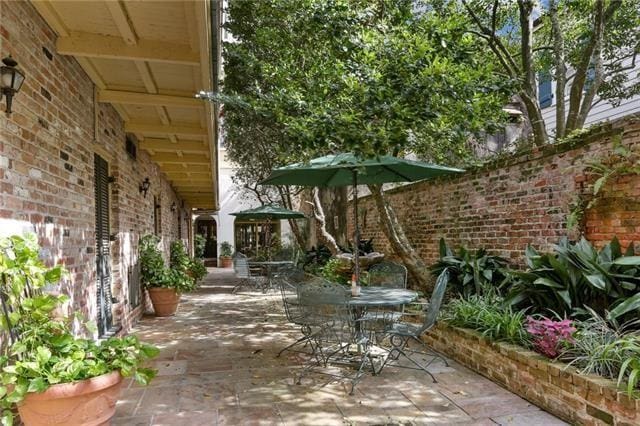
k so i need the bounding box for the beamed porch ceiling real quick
[32,0,219,210]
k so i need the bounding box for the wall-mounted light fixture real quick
[171,202,177,212]
[139,177,151,198]
[1,56,26,115]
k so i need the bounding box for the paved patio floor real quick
[114,269,567,425]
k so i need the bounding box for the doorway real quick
[195,216,217,266]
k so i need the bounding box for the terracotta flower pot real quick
[219,256,233,268]
[17,371,123,426]
[148,287,180,316]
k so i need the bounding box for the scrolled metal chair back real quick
[419,268,449,335]
[368,261,407,289]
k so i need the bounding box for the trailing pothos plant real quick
[504,237,640,325]
[430,239,509,299]
[0,234,159,425]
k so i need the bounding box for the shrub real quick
[525,316,575,358]
[219,241,233,257]
[504,237,640,324]
[189,258,207,282]
[303,245,332,274]
[170,240,190,271]
[320,258,350,285]
[194,234,206,258]
[430,239,509,298]
[442,296,530,346]
[139,235,165,287]
[561,309,639,383]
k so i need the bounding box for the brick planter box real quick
[423,323,639,425]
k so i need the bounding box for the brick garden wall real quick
[0,1,192,333]
[425,324,639,426]
[356,114,640,270]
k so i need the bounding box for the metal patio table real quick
[249,260,294,290]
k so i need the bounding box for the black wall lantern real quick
[0,56,25,115]
[170,202,177,212]
[139,177,151,198]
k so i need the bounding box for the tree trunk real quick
[368,184,432,290]
[549,0,567,139]
[518,0,549,146]
[320,187,349,248]
[307,188,341,255]
[277,186,306,250]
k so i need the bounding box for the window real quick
[153,195,161,235]
[538,71,553,108]
[234,222,280,257]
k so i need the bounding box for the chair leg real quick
[408,336,449,367]
[277,335,311,358]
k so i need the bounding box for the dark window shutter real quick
[538,72,553,108]
[94,154,113,336]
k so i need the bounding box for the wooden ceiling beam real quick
[104,1,137,45]
[152,153,209,164]
[57,32,199,65]
[159,164,210,173]
[140,138,208,153]
[98,90,203,108]
[126,122,207,137]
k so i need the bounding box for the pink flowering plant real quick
[525,316,576,358]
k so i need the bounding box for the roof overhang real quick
[32,0,219,210]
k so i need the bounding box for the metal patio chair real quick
[231,256,267,294]
[275,271,316,357]
[295,279,376,395]
[378,268,450,382]
[360,261,409,337]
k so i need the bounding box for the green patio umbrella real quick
[230,204,306,259]
[260,153,464,284]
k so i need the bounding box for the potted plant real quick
[0,234,159,426]
[219,242,233,268]
[171,240,206,283]
[140,235,196,317]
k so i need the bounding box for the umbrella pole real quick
[352,170,360,285]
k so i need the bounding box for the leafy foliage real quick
[188,258,207,283]
[504,237,640,324]
[430,238,509,298]
[219,242,233,258]
[194,235,206,259]
[526,316,575,358]
[0,234,159,425]
[139,236,197,292]
[442,295,530,346]
[303,245,333,275]
[320,258,350,285]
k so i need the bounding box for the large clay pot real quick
[17,371,123,426]
[219,256,233,268]
[148,287,180,316]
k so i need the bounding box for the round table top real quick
[347,286,417,307]
[248,260,294,266]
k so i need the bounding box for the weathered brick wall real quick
[425,324,638,426]
[356,115,640,269]
[0,1,190,334]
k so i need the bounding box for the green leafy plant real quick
[320,258,350,285]
[188,258,207,282]
[139,235,166,288]
[561,309,634,380]
[0,234,159,425]
[504,237,640,324]
[442,295,530,346]
[170,241,191,272]
[139,235,196,292]
[430,239,509,298]
[219,242,233,258]
[194,234,206,259]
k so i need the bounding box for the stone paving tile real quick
[118,269,567,425]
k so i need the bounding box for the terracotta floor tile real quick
[116,269,567,426]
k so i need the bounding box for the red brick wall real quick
[425,324,639,425]
[0,1,192,334]
[356,115,640,270]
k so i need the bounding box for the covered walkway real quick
[114,269,566,425]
